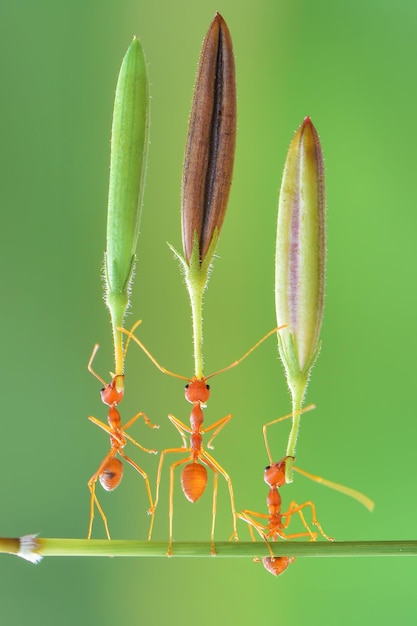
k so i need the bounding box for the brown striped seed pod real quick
[181,13,236,266]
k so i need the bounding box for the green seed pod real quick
[104,37,149,376]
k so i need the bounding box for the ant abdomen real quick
[181,462,208,502]
[262,556,295,576]
[99,458,123,491]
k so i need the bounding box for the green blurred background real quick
[1,0,416,624]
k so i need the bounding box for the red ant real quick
[87,343,159,540]
[238,406,374,576]
[120,321,282,555]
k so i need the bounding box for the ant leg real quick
[118,325,189,381]
[148,416,190,524]
[205,326,286,380]
[282,500,333,541]
[87,478,97,539]
[281,501,314,540]
[289,500,334,541]
[236,511,274,559]
[121,319,142,361]
[280,505,317,541]
[238,510,269,536]
[89,414,159,455]
[124,431,159,456]
[202,451,238,541]
[229,512,258,542]
[152,446,190,521]
[87,344,107,387]
[209,469,219,555]
[292,465,375,512]
[88,416,124,446]
[262,405,316,465]
[239,509,270,524]
[119,451,155,540]
[238,511,298,572]
[168,414,192,448]
[88,480,111,540]
[123,410,160,455]
[203,414,232,450]
[247,521,257,543]
[87,450,116,539]
[167,457,190,556]
[124,411,159,432]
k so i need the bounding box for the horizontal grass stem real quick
[1,538,417,562]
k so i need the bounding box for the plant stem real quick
[285,377,307,482]
[2,537,417,562]
[181,233,218,379]
[185,261,206,379]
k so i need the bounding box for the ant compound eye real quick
[206,384,210,390]
[185,384,189,390]
[265,466,270,471]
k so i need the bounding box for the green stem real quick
[182,232,218,379]
[285,377,308,482]
[3,537,417,561]
[107,292,128,376]
[185,265,205,379]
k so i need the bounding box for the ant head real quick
[100,375,124,406]
[264,456,294,487]
[184,378,210,404]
